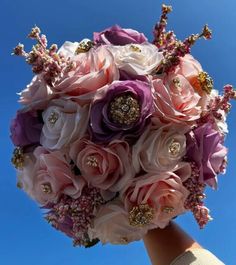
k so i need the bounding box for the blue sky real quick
[1,0,236,264]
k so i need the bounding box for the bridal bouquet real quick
[11,5,235,247]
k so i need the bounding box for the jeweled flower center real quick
[120,237,128,244]
[41,183,52,194]
[75,40,94,54]
[86,156,98,167]
[173,77,181,88]
[197,71,213,94]
[162,206,175,214]
[129,204,154,227]
[11,147,24,169]
[48,111,59,126]
[130,45,142,52]
[109,94,140,126]
[168,139,181,156]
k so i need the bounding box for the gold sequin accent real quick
[120,237,128,244]
[202,25,212,40]
[173,77,181,87]
[130,45,142,52]
[162,206,174,214]
[109,94,140,126]
[75,40,94,54]
[168,139,181,156]
[162,4,172,13]
[11,147,24,169]
[129,204,154,227]
[48,111,59,125]
[197,71,213,94]
[197,195,205,200]
[86,156,98,167]
[17,182,23,189]
[41,183,52,194]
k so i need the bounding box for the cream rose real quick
[132,118,189,173]
[69,139,135,193]
[17,147,85,205]
[108,43,163,75]
[41,98,89,150]
[88,200,155,244]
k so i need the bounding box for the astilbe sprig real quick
[153,4,177,51]
[44,186,104,247]
[153,5,212,74]
[199,84,236,126]
[183,162,212,229]
[12,26,75,86]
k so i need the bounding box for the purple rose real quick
[94,25,148,45]
[186,123,227,189]
[89,80,154,143]
[10,110,43,147]
[119,70,149,83]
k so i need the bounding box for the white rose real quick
[132,118,189,173]
[108,43,163,75]
[41,98,89,150]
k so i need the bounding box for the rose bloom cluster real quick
[11,11,234,247]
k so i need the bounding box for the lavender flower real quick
[186,123,227,189]
[89,80,154,143]
[94,25,147,45]
[10,110,43,148]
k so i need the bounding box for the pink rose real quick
[41,99,89,150]
[152,73,201,123]
[53,45,119,103]
[132,118,189,173]
[122,166,190,228]
[175,54,202,80]
[69,139,135,193]
[88,200,155,244]
[175,54,211,110]
[19,75,53,108]
[17,147,84,205]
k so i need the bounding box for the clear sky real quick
[1,0,236,264]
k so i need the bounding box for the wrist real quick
[143,222,202,265]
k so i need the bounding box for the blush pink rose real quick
[53,45,119,102]
[122,166,190,228]
[69,139,135,193]
[174,54,212,110]
[152,73,201,123]
[175,54,203,80]
[19,75,53,108]
[17,147,85,205]
[88,200,155,244]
